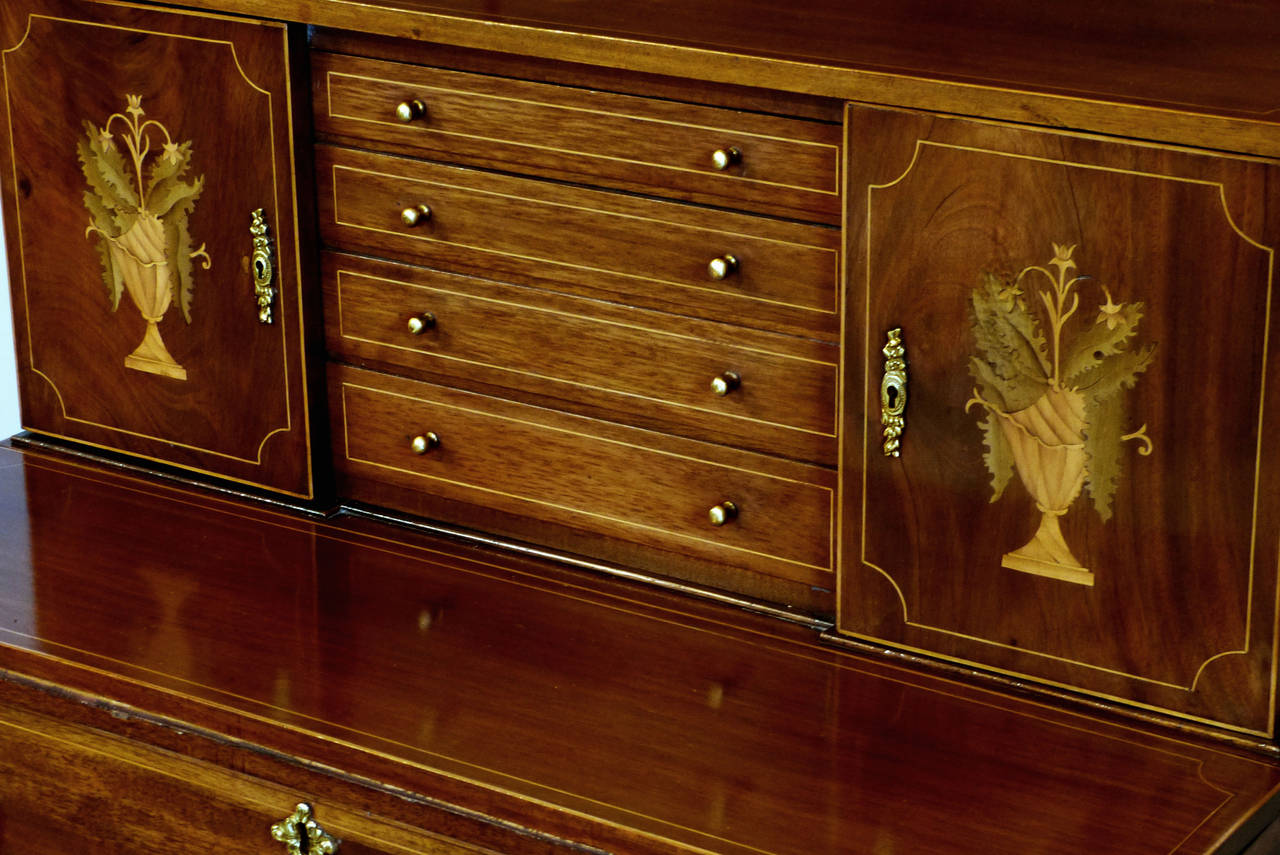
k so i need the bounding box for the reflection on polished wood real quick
[0,444,1277,854]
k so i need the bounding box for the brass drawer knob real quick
[406,312,436,335]
[401,204,432,227]
[708,501,738,527]
[395,99,427,123]
[707,254,739,281]
[711,146,742,170]
[271,803,339,854]
[411,432,440,454]
[710,371,740,396]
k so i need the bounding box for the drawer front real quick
[326,255,838,463]
[0,704,494,855]
[332,366,834,583]
[314,53,842,224]
[317,146,840,339]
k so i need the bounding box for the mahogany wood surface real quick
[838,105,1280,737]
[0,701,511,855]
[324,253,838,465]
[0,0,315,496]
[314,52,842,224]
[161,0,1280,159]
[330,364,835,587]
[340,486,835,615]
[316,145,841,340]
[2,442,1280,854]
[309,31,847,124]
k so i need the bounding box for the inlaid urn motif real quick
[79,95,211,380]
[965,244,1156,585]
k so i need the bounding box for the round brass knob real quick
[711,146,742,170]
[710,371,741,397]
[410,432,440,454]
[401,204,432,227]
[708,501,738,527]
[406,312,436,335]
[395,99,426,122]
[707,255,739,281]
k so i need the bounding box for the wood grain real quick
[316,145,841,340]
[330,364,835,585]
[838,104,1280,736]
[324,253,837,464]
[0,0,315,496]
[314,52,842,224]
[155,0,1280,159]
[1,444,1279,854]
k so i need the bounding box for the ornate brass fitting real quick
[271,803,339,854]
[250,209,275,324]
[881,327,906,457]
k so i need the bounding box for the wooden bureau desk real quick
[1,1,1279,852]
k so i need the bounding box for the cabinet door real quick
[839,104,1280,736]
[0,0,314,497]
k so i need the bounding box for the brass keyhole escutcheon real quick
[881,327,907,457]
[271,803,339,854]
[250,209,276,324]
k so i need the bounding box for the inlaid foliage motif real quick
[965,244,1156,585]
[79,95,211,380]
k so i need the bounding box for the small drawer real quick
[317,146,841,340]
[331,366,834,585]
[313,53,842,224]
[325,254,838,464]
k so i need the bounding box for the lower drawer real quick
[0,702,493,855]
[331,365,835,587]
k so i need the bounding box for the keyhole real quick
[886,385,898,408]
[295,821,310,854]
[254,257,269,279]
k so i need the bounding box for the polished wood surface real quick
[325,253,838,464]
[318,145,840,340]
[0,703,494,855]
[169,0,1280,161]
[331,364,834,587]
[838,104,1280,736]
[1,443,1279,854]
[0,0,315,496]
[314,52,842,224]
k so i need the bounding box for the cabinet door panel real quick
[839,105,1280,735]
[0,0,313,496]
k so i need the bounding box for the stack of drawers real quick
[313,48,843,603]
